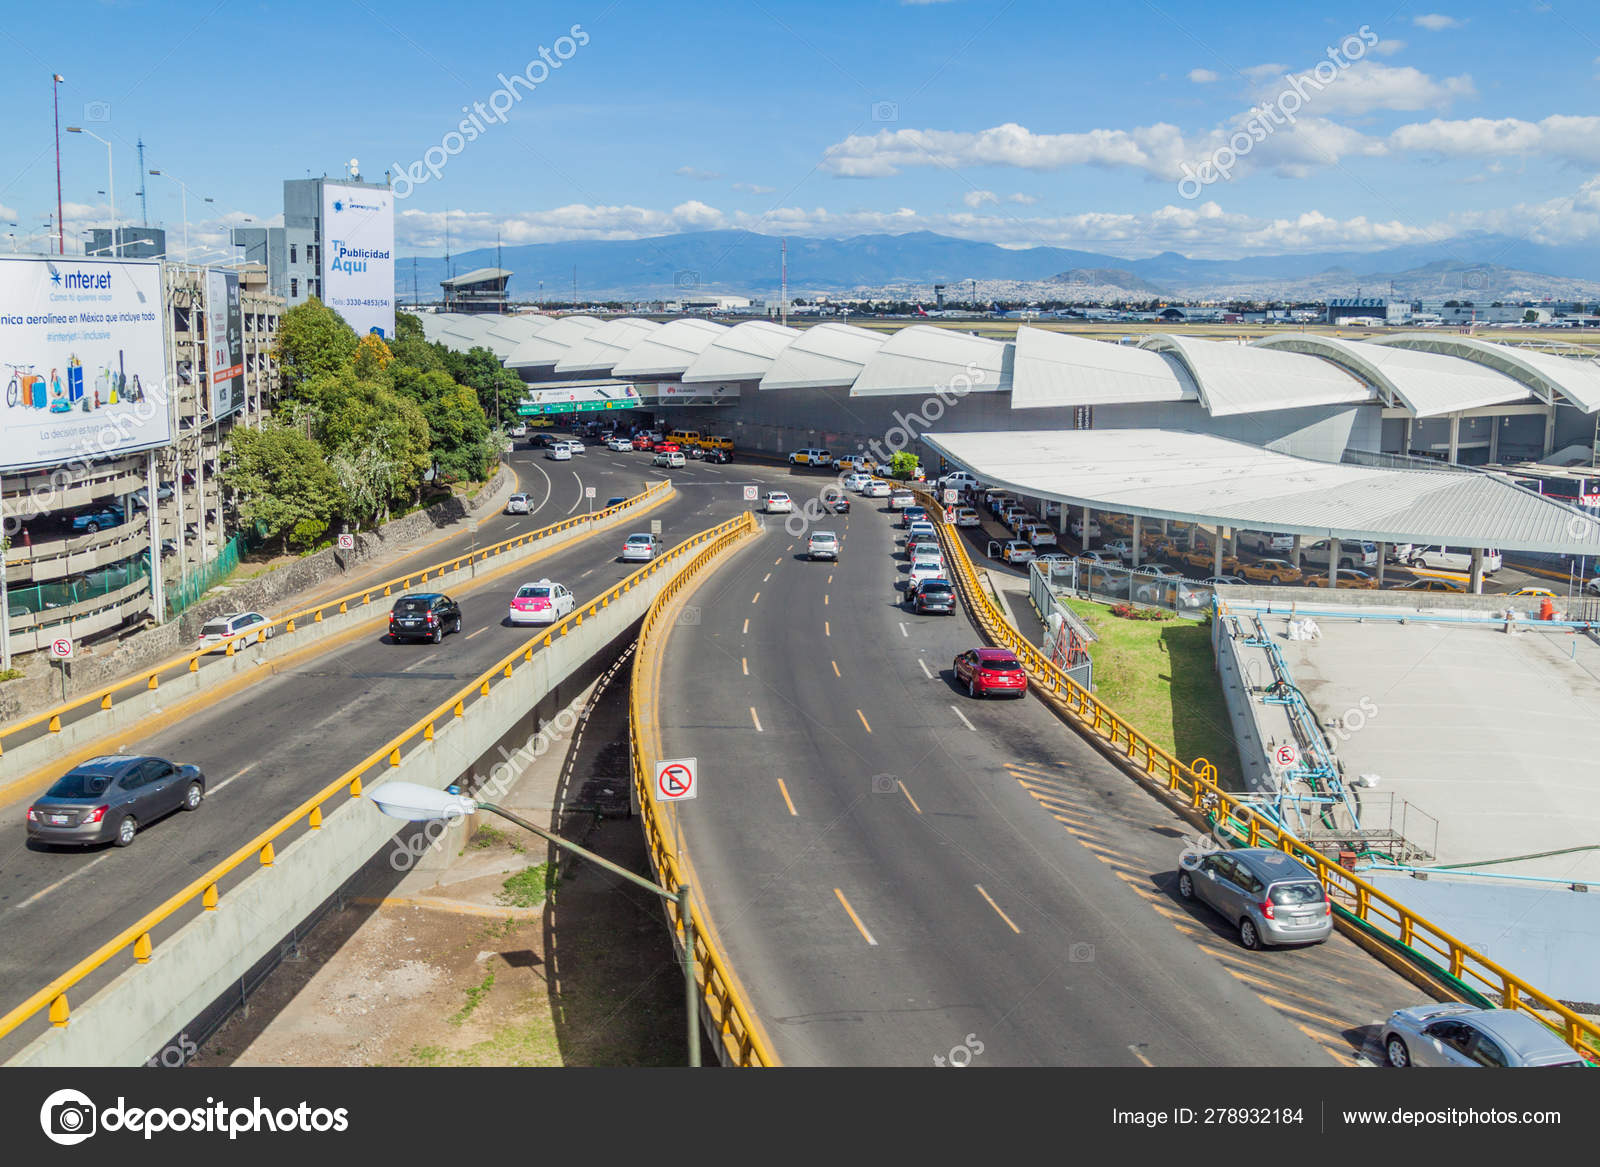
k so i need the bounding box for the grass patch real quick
[463,824,525,856]
[1065,598,1242,789]
[497,863,556,908]
[449,971,496,1026]
[0,667,24,683]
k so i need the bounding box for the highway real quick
[0,445,797,1047]
[657,482,1430,1066]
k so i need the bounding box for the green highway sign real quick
[518,399,636,415]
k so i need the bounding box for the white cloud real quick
[1006,193,1038,204]
[1242,63,1289,81]
[1187,68,1219,83]
[674,166,722,180]
[1371,39,1406,56]
[1265,61,1475,115]
[1388,115,1600,165]
[733,182,776,194]
[963,189,998,207]
[1413,13,1462,30]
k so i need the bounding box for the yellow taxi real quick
[1303,570,1379,589]
[1227,557,1303,585]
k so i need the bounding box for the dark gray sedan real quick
[1381,1003,1590,1068]
[26,755,205,848]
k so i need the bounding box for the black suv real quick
[907,578,956,615]
[701,447,733,464]
[389,593,462,643]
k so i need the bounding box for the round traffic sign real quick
[49,637,73,660]
[1274,743,1299,769]
[337,533,355,550]
[654,757,698,802]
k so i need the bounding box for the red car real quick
[952,647,1028,699]
[632,434,655,451]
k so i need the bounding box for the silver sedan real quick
[1381,1003,1589,1067]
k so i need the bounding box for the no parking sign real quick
[654,757,698,803]
[1274,743,1299,769]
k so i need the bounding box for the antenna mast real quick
[136,138,149,225]
[781,237,788,328]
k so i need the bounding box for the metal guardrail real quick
[915,488,1600,1065]
[0,480,673,762]
[0,503,727,1046]
[628,510,778,1067]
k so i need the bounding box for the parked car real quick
[1177,847,1333,950]
[1408,546,1502,573]
[808,532,840,561]
[1200,575,1248,587]
[1305,539,1379,570]
[27,755,206,848]
[504,493,532,515]
[1069,517,1101,540]
[388,593,462,643]
[1026,527,1059,550]
[907,578,956,614]
[621,533,664,562]
[1390,577,1464,592]
[1509,586,1557,598]
[1240,530,1295,555]
[508,579,575,625]
[1001,540,1036,565]
[508,423,528,438]
[764,491,793,514]
[788,448,833,467]
[953,507,982,528]
[1303,569,1379,589]
[701,447,733,464]
[1380,1004,1589,1068]
[653,450,686,468]
[130,482,175,509]
[953,647,1028,699]
[70,503,125,534]
[195,611,271,653]
[1231,558,1303,585]
[631,434,655,451]
[937,470,980,492]
[1101,538,1137,563]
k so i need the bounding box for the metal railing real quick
[0,480,673,762]
[0,503,725,1047]
[629,510,778,1067]
[162,534,247,620]
[916,488,1600,1065]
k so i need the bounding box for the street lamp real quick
[66,126,116,257]
[369,781,702,1066]
[147,169,214,261]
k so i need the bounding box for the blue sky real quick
[4,0,1600,261]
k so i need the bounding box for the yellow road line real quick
[824,594,829,605]
[856,709,872,733]
[752,592,760,604]
[831,660,841,677]
[763,573,771,582]
[749,706,763,732]
[776,778,798,816]
[742,618,749,634]
[742,657,749,676]
[824,620,831,636]
[974,884,1022,933]
[834,888,878,946]
[897,780,923,814]
[1128,1045,1155,1067]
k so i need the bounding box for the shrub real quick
[1110,602,1175,621]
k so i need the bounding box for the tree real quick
[390,365,493,481]
[1524,309,1540,324]
[274,298,359,400]
[222,425,346,554]
[306,369,430,522]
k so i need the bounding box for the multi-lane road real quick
[657,479,1430,1066]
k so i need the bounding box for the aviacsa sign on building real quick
[320,183,394,338]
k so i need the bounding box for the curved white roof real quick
[554,318,662,374]
[609,318,728,378]
[759,323,888,391]
[1011,325,1198,409]
[681,321,802,383]
[850,325,1011,396]
[1251,334,1532,418]
[486,315,556,344]
[1140,334,1372,417]
[504,316,604,370]
[1369,334,1600,413]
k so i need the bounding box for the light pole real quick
[52,74,65,255]
[147,170,213,261]
[370,781,702,1067]
[66,126,116,257]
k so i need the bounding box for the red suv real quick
[953,647,1028,699]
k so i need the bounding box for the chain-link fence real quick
[163,534,247,621]
[5,555,152,619]
[1038,556,1214,618]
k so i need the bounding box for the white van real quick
[1408,546,1502,573]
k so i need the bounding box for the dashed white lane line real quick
[209,760,259,796]
[950,705,977,732]
[918,659,933,680]
[742,657,749,676]
[16,854,112,910]
[742,618,750,634]
[465,627,487,640]
[898,622,909,637]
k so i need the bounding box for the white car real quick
[507,579,575,625]
[621,533,663,562]
[653,451,686,468]
[547,444,572,461]
[764,492,794,514]
[808,532,840,560]
[504,493,531,515]
[938,470,980,492]
[562,438,585,454]
[1102,538,1137,562]
[1242,530,1295,554]
[508,423,528,438]
[1069,518,1101,540]
[908,556,945,588]
[606,437,634,451]
[954,507,982,527]
[863,479,892,498]
[196,611,271,653]
[889,490,915,510]
[842,471,871,492]
[905,520,937,541]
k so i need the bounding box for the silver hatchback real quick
[1177,847,1333,949]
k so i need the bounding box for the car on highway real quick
[653,450,686,468]
[906,531,940,558]
[953,647,1028,699]
[1303,569,1379,589]
[621,533,664,562]
[899,505,929,528]
[1001,539,1036,565]
[937,470,980,492]
[389,593,463,643]
[70,503,126,534]
[1390,577,1464,593]
[562,438,586,455]
[905,519,937,541]
[606,437,634,451]
[953,507,981,527]
[1230,558,1303,585]
[604,495,627,509]
[27,754,206,848]
[842,471,872,492]
[908,555,945,589]
[505,493,532,515]
[831,495,850,514]
[906,578,956,615]
[701,447,733,464]
[1380,1004,1591,1068]
[631,434,655,451]
[788,448,833,468]
[1176,847,1332,950]
[889,490,915,511]
[808,531,839,561]
[195,611,271,653]
[546,443,573,461]
[508,579,575,625]
[863,479,892,498]
[764,491,794,514]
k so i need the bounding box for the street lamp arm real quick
[474,800,674,902]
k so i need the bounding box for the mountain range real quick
[398,229,1600,304]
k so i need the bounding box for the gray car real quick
[27,755,205,848]
[1381,1003,1590,1068]
[1177,847,1333,949]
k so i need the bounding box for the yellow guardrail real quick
[0,480,672,762]
[628,510,778,1067]
[0,503,724,1048]
[917,487,1600,1065]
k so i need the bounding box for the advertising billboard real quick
[205,267,244,420]
[0,256,170,473]
[320,182,395,338]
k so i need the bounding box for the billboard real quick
[205,268,244,420]
[0,256,170,473]
[321,183,395,338]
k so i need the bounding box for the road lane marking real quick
[856,709,872,733]
[776,779,798,816]
[750,707,763,732]
[16,854,111,910]
[827,574,833,584]
[742,618,749,634]
[831,660,840,677]
[824,620,830,636]
[774,558,782,565]
[918,659,933,680]
[974,884,1022,933]
[824,594,829,605]
[465,627,487,640]
[741,657,749,676]
[751,592,760,604]
[834,888,878,946]
[1128,1045,1155,1068]
[565,470,584,514]
[950,704,976,732]
[898,622,908,637]
[897,780,923,814]
[763,573,771,582]
[209,761,258,796]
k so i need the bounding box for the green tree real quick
[890,451,920,480]
[274,297,359,401]
[388,311,447,372]
[306,369,431,522]
[222,425,346,554]
[391,365,493,481]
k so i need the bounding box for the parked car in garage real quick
[27,754,206,848]
[1389,577,1464,592]
[1303,569,1380,589]
[70,503,125,534]
[1229,558,1303,585]
[1177,847,1332,950]
[1408,546,1502,573]
[1305,539,1379,570]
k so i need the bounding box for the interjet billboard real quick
[0,257,170,473]
[320,183,394,338]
